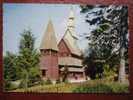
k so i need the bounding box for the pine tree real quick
[17,29,41,88]
[4,52,17,81]
[3,51,19,90]
[80,5,128,83]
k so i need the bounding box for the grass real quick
[12,83,79,93]
[73,81,129,93]
[11,79,129,93]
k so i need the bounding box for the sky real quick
[3,3,92,55]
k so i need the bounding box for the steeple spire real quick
[40,19,58,51]
[67,6,75,33]
[63,7,81,56]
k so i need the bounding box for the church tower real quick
[57,7,86,81]
[40,19,59,81]
[63,7,81,57]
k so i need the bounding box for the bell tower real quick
[63,7,81,56]
[40,19,59,81]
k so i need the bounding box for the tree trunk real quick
[118,47,126,83]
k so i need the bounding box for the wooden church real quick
[39,8,86,82]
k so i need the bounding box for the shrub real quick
[4,80,18,91]
[73,82,129,93]
[73,84,113,93]
[103,64,117,81]
[39,80,45,85]
[19,79,28,89]
[107,83,129,93]
[56,79,61,84]
[64,79,69,84]
[45,78,52,85]
[28,67,41,84]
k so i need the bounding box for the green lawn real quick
[12,82,79,93]
[11,79,129,93]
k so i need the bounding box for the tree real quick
[4,52,18,81]
[83,50,97,79]
[3,51,19,90]
[80,5,128,83]
[17,29,41,88]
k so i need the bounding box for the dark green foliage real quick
[3,52,20,90]
[83,50,104,79]
[80,5,128,81]
[18,69,29,89]
[3,52,18,81]
[17,29,41,88]
[56,79,61,84]
[103,64,117,81]
[100,24,110,31]
[4,29,42,90]
[40,80,45,85]
[28,67,41,86]
[19,29,35,51]
[80,5,95,13]
[45,78,52,85]
[4,79,13,91]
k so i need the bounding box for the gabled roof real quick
[59,7,82,56]
[58,31,81,56]
[63,37,81,56]
[40,19,58,51]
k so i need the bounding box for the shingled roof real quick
[40,19,58,51]
[63,38,81,56]
[60,67,84,72]
[58,57,82,66]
